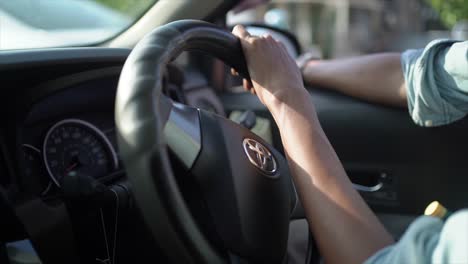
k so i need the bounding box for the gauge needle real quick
[65,162,79,173]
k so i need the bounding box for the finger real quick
[243,79,249,90]
[262,33,274,40]
[232,25,250,39]
[231,68,239,76]
[243,79,253,90]
[242,79,249,91]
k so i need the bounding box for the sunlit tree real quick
[428,0,468,27]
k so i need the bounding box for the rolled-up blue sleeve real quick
[402,40,468,127]
[364,216,443,264]
[365,210,468,264]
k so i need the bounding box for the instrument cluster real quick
[21,118,119,196]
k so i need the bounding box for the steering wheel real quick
[115,20,298,263]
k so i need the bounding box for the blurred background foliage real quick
[427,0,468,27]
[94,0,155,17]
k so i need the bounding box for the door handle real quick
[346,170,386,192]
[352,182,383,192]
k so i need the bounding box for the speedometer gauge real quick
[43,119,118,187]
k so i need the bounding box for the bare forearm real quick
[269,93,393,264]
[303,53,407,107]
[232,24,394,263]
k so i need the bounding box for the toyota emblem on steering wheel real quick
[243,138,277,174]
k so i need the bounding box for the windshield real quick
[0,0,156,50]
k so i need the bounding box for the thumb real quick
[232,25,251,39]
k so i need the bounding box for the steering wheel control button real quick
[243,138,277,175]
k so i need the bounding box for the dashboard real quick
[0,48,231,263]
[21,73,120,197]
[1,49,225,200]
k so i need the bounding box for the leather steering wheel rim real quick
[115,20,293,263]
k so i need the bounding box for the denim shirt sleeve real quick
[401,40,468,127]
[365,210,468,264]
[364,216,443,264]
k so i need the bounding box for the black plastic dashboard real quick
[0,48,220,196]
[0,49,130,195]
[0,47,225,262]
[22,73,121,196]
[0,49,132,250]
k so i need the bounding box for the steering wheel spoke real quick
[163,102,202,171]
